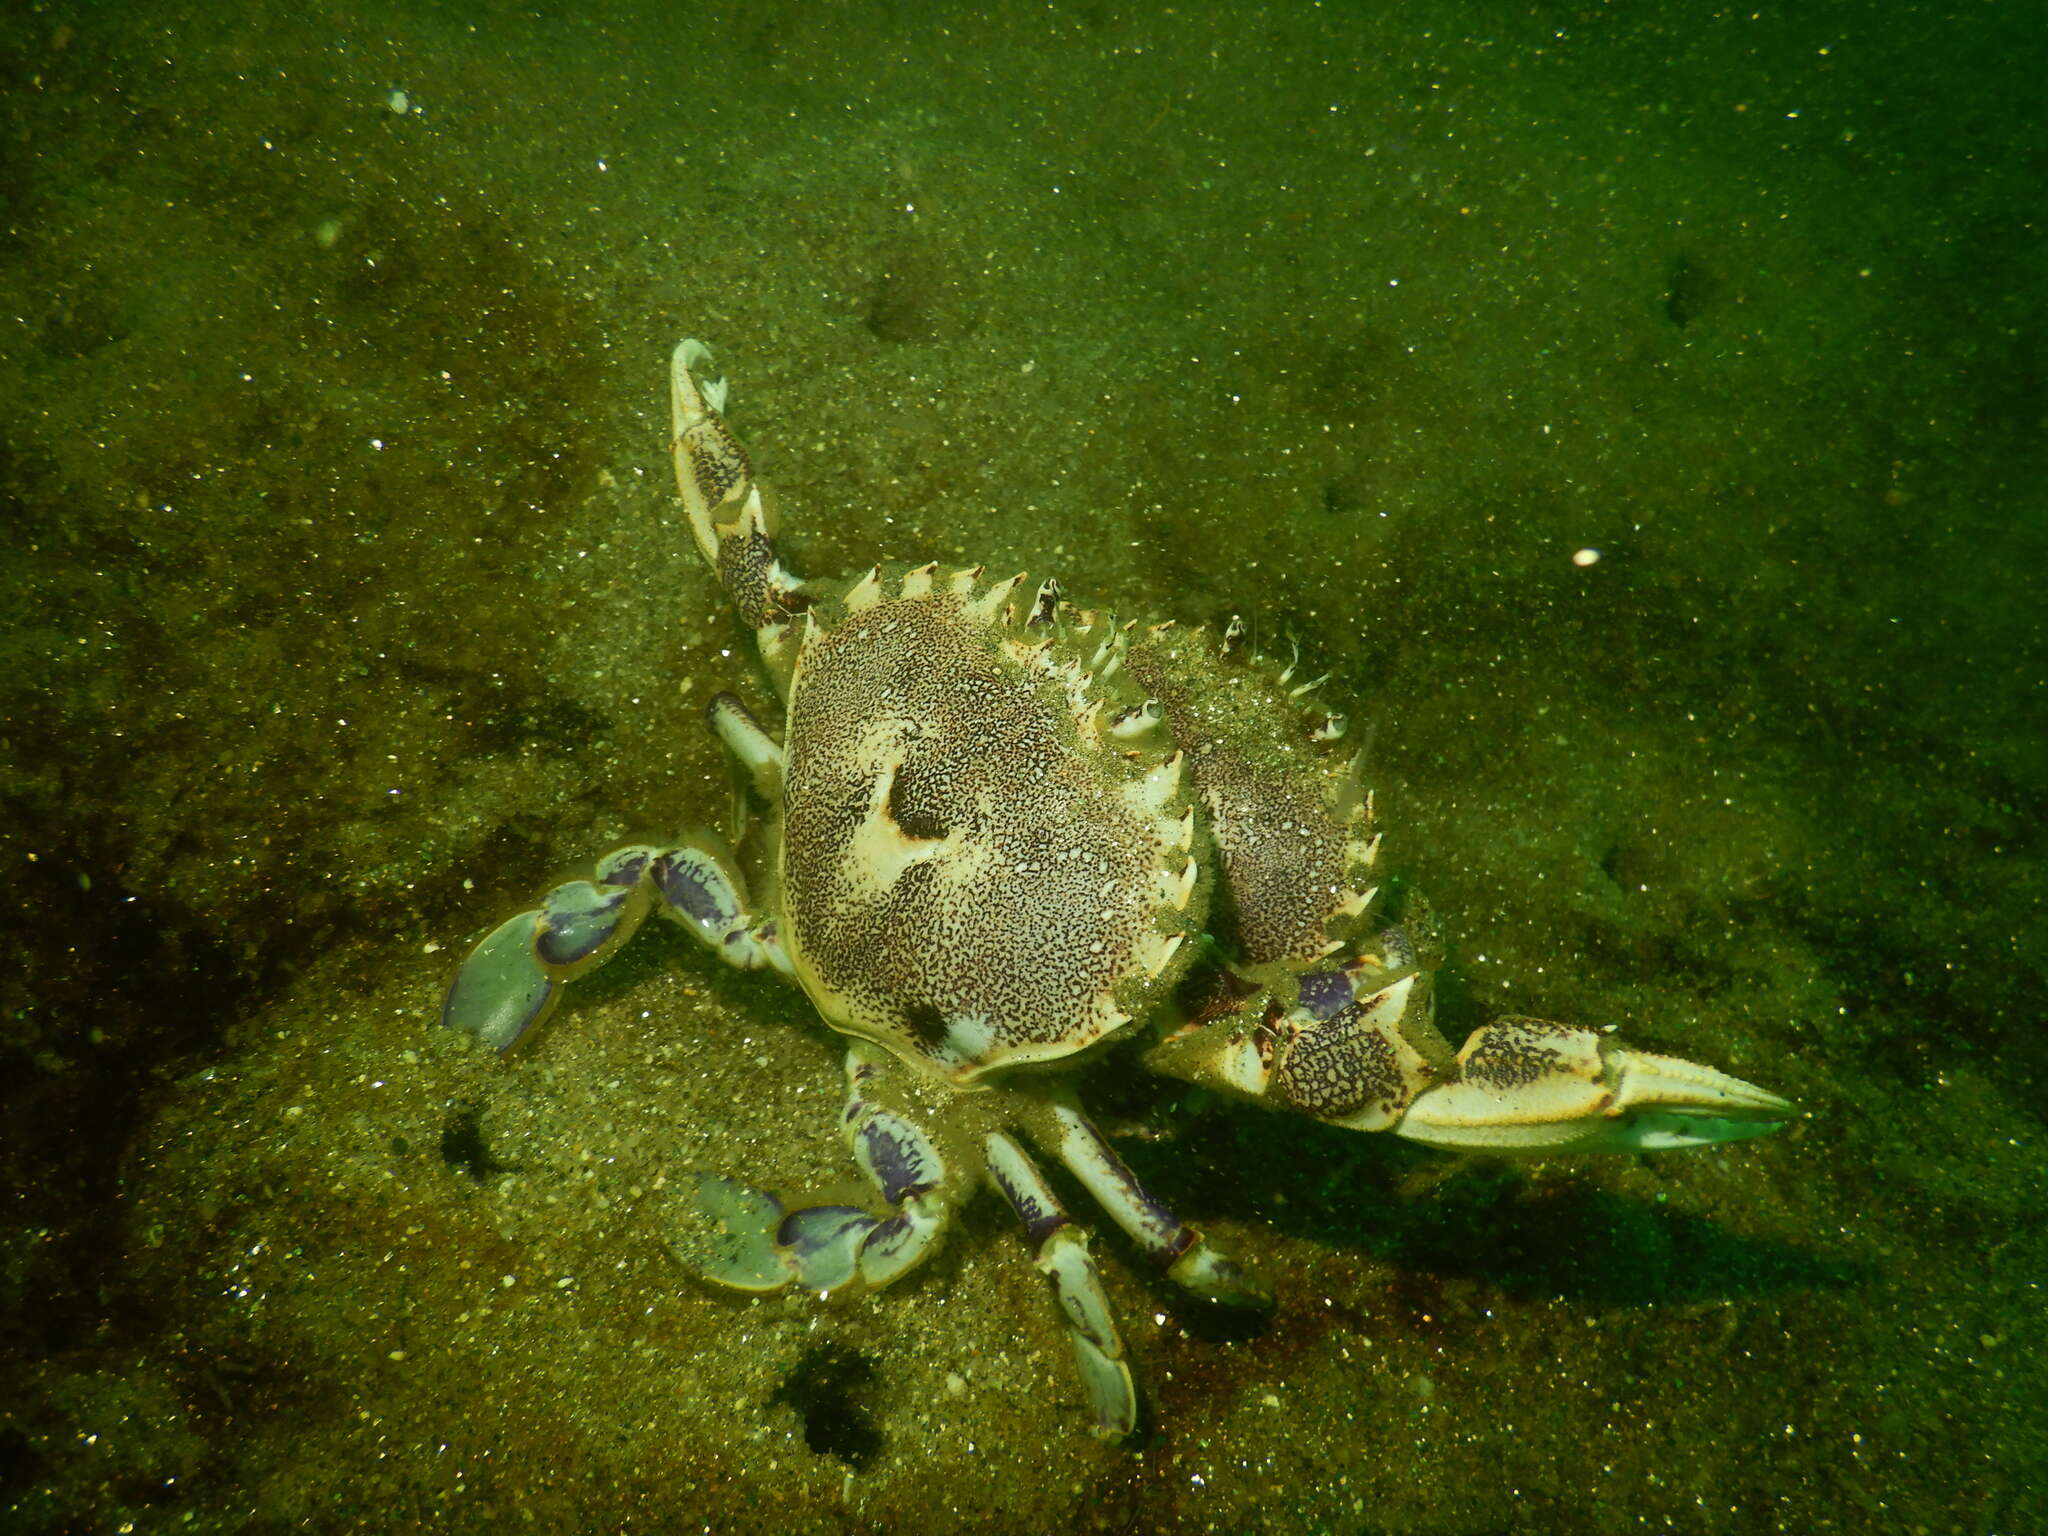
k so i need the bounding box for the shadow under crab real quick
[438,339,1795,1438]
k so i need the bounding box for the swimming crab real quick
[439,338,1795,1437]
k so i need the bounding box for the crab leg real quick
[707,690,784,803]
[439,831,784,1053]
[672,1045,963,1295]
[984,1131,1137,1440]
[669,339,807,686]
[1045,1098,1268,1309]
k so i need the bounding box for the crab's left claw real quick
[1392,1016,1797,1154]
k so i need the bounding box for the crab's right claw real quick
[1393,1016,1797,1154]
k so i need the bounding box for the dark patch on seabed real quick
[437,1103,510,1182]
[3,0,2045,1532]
[773,1344,884,1472]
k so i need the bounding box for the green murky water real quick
[2,1,2041,1531]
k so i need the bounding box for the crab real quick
[438,338,1795,1438]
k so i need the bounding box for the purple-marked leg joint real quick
[1051,1100,1267,1309]
[652,832,789,976]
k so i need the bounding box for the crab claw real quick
[1392,1016,1796,1153]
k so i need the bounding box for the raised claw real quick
[1392,1016,1797,1153]
[440,846,662,1053]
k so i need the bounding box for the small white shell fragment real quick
[387,87,410,115]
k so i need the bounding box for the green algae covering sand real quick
[2,1,2043,1532]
